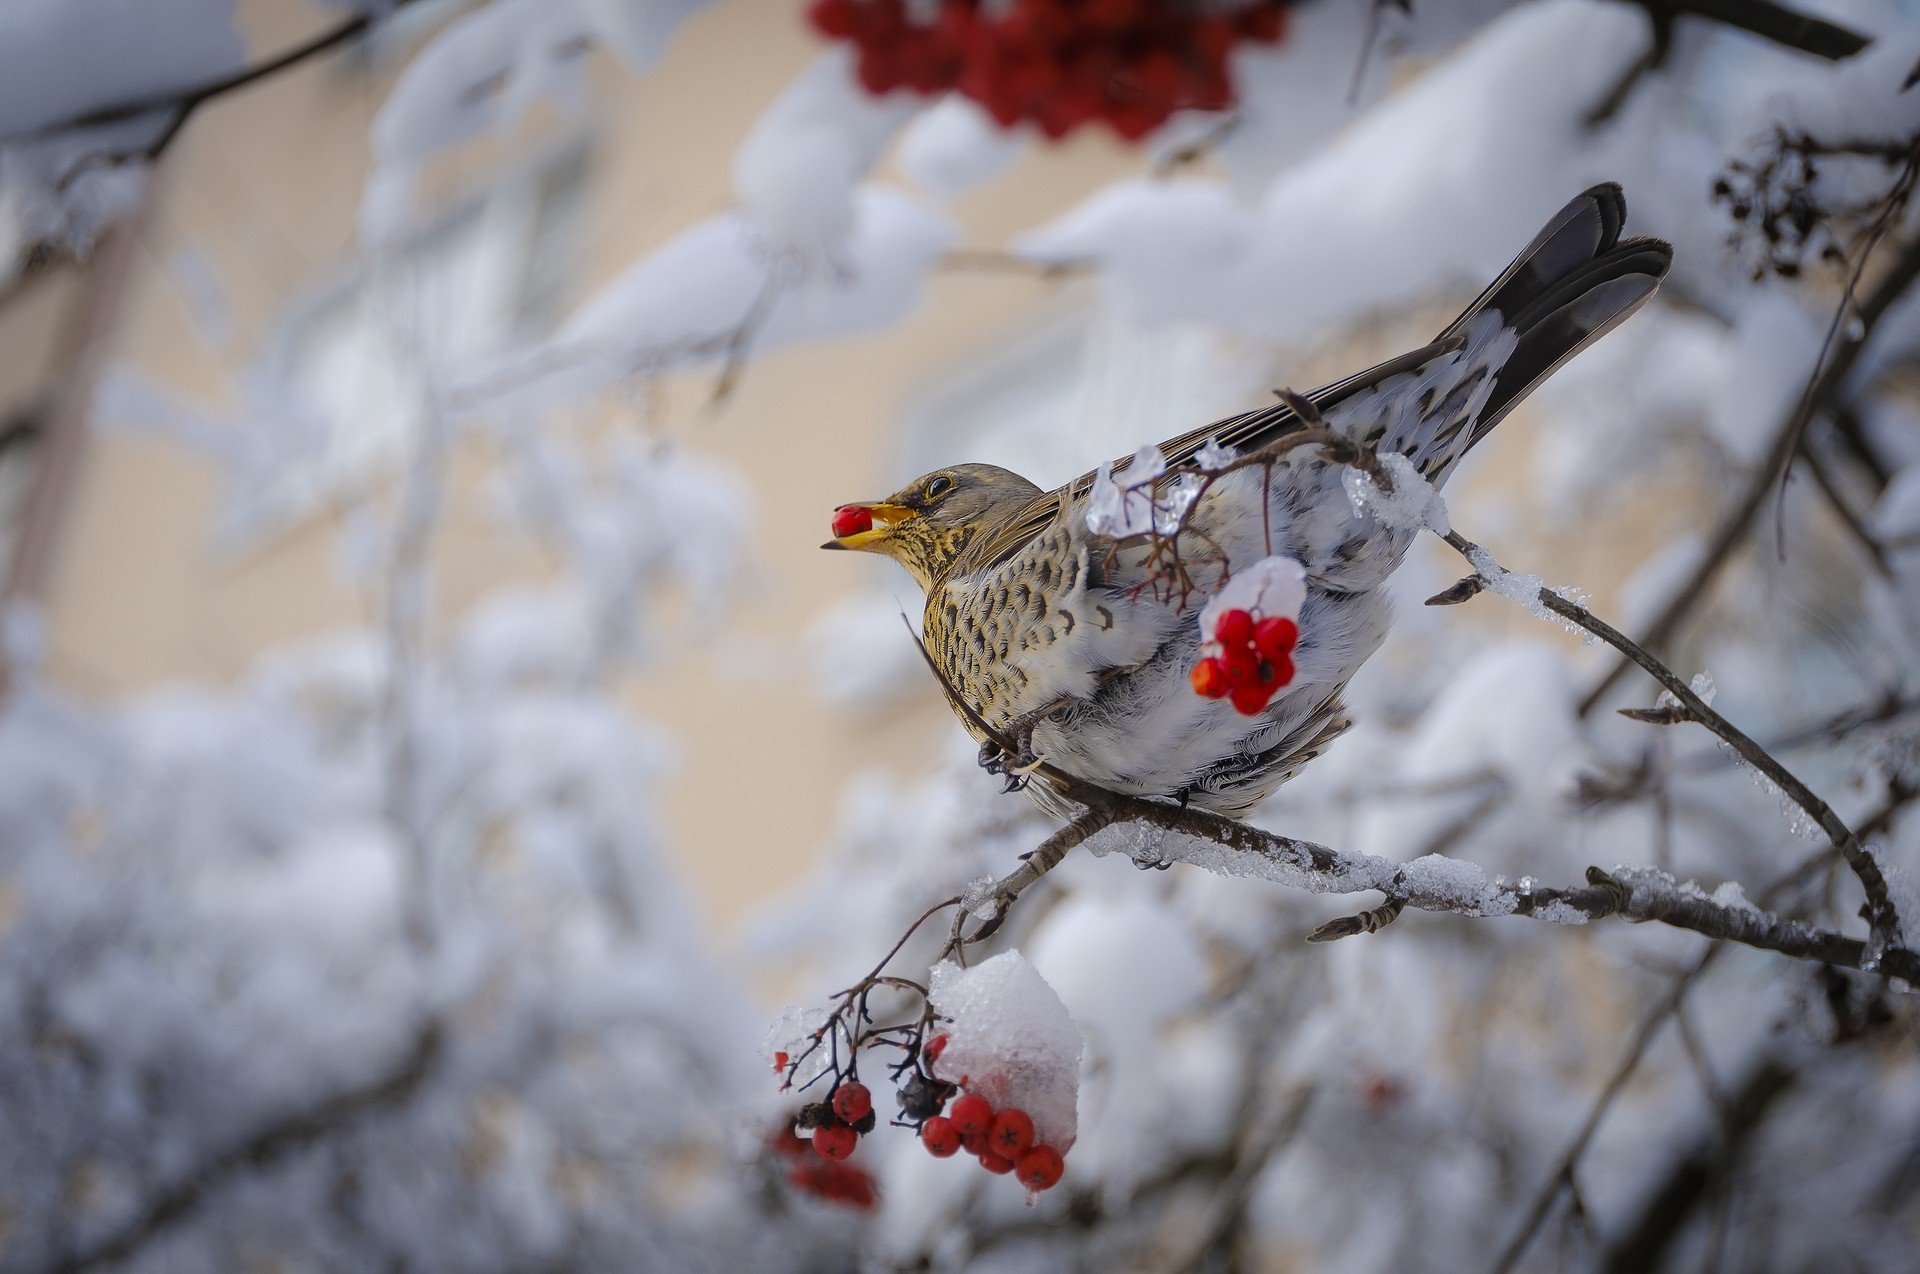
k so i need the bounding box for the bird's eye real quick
[925,475,956,500]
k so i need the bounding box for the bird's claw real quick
[976,737,1043,793]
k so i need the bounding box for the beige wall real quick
[23,0,1143,936]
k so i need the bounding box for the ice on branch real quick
[1195,437,1238,470]
[1465,543,1551,621]
[1085,444,1168,538]
[1400,854,1512,916]
[764,1004,835,1092]
[1655,670,1717,714]
[1342,451,1450,533]
[960,874,1000,921]
[1156,472,1203,535]
[928,953,1083,1152]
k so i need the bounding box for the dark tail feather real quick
[1440,183,1628,343]
[1442,185,1672,445]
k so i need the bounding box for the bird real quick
[823,185,1671,820]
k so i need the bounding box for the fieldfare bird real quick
[825,185,1671,819]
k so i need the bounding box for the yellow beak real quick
[821,503,918,551]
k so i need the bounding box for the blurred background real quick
[3,0,1919,1270]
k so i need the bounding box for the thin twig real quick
[1442,528,1902,955]
[48,1023,442,1274]
[1489,950,1717,1274]
[8,2,426,149]
[1580,211,1920,716]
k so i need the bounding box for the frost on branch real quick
[928,952,1084,1155]
[0,0,244,275]
[1342,451,1451,533]
[1085,443,1168,538]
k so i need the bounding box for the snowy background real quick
[2,0,1920,1270]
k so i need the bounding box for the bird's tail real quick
[1438,182,1673,451]
[1143,186,1670,488]
[1331,184,1674,489]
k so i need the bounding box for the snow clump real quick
[928,952,1084,1152]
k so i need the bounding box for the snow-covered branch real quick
[947,791,1920,985]
[1437,526,1906,962]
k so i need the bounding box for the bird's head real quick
[822,462,1043,593]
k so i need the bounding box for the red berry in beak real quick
[832,505,874,538]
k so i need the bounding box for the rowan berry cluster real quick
[911,1036,1069,1191]
[768,1112,879,1209]
[805,0,1291,140]
[787,1077,882,1167]
[1189,606,1297,714]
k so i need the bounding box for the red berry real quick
[924,1033,948,1066]
[1016,1144,1065,1190]
[978,1150,1016,1174]
[831,505,873,538]
[950,1092,994,1136]
[921,1115,961,1157]
[1136,50,1185,109]
[1221,642,1257,686]
[1193,15,1234,62]
[1080,0,1141,31]
[788,1162,877,1209]
[1216,608,1255,647]
[812,1122,858,1161]
[1253,616,1298,661]
[1190,656,1230,699]
[772,1123,810,1157]
[857,47,899,94]
[1107,101,1167,141]
[772,1050,789,1073]
[807,0,857,38]
[962,1128,992,1156]
[989,1108,1034,1157]
[1230,679,1272,716]
[832,1082,872,1124]
[1238,5,1287,43]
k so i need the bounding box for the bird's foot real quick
[975,737,1044,793]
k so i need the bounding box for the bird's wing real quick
[952,184,1671,580]
[947,340,1459,579]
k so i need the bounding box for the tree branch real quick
[1440,528,1903,958]
[6,2,425,152]
[47,1022,442,1274]
[1580,215,1920,716]
[1648,0,1871,61]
